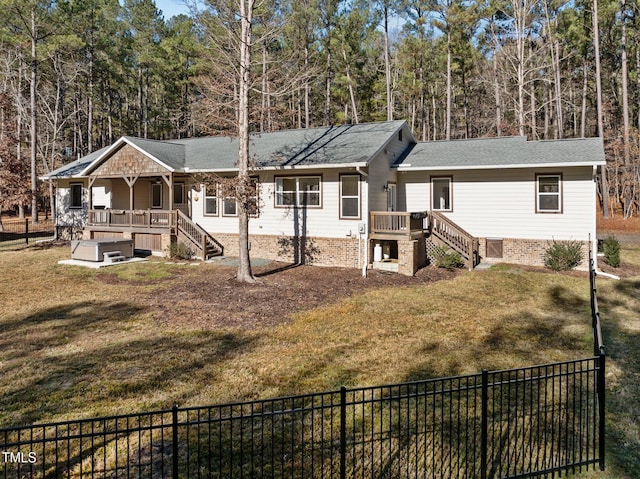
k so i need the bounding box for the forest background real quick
[0,0,638,222]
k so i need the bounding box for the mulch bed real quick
[148,263,458,331]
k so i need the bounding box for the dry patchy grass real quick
[1,243,639,478]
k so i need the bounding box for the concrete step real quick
[103,251,127,263]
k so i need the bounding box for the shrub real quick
[432,245,464,268]
[602,235,620,267]
[543,240,584,271]
[166,241,194,260]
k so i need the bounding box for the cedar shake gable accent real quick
[91,144,171,177]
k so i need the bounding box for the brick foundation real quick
[214,233,366,269]
[477,237,591,270]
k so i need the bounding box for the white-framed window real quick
[340,175,360,219]
[70,183,84,209]
[431,177,452,211]
[536,174,562,213]
[204,184,218,216]
[151,182,163,209]
[275,176,321,207]
[223,196,237,216]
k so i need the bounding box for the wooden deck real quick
[87,209,177,233]
[86,209,222,259]
[369,211,427,240]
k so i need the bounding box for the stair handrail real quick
[428,211,479,270]
[176,210,223,258]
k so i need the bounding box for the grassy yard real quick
[0,243,638,478]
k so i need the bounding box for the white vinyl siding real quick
[402,167,595,241]
[191,169,365,238]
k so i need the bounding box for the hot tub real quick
[70,239,134,262]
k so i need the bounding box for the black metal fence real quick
[1,261,607,479]
[0,218,55,248]
[1,358,605,479]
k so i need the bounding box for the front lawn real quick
[0,243,638,477]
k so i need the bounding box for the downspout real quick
[591,166,620,280]
[356,166,369,277]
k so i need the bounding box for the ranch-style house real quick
[44,120,605,275]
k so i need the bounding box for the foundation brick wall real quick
[211,233,365,268]
[478,237,591,270]
[397,239,428,276]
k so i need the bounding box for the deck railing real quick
[88,210,177,229]
[370,211,427,237]
[428,211,479,270]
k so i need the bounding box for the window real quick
[204,184,218,215]
[340,175,360,219]
[537,174,562,213]
[151,182,163,209]
[173,183,185,205]
[223,197,237,216]
[70,183,83,209]
[432,177,452,211]
[275,176,321,207]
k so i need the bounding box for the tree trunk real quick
[493,50,501,137]
[342,48,359,124]
[592,0,609,217]
[581,61,588,137]
[620,0,630,163]
[304,44,310,128]
[446,32,452,140]
[384,7,392,121]
[237,0,255,283]
[30,8,38,223]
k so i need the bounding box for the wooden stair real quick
[427,211,479,270]
[176,210,223,260]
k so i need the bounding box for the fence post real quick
[25,219,29,245]
[598,353,606,471]
[481,370,489,479]
[340,386,346,479]
[172,404,179,479]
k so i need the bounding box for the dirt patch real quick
[148,262,458,331]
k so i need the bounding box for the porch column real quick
[88,176,97,210]
[162,174,173,211]
[124,175,139,211]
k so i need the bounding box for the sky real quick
[154,0,191,19]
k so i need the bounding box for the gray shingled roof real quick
[43,123,604,179]
[397,136,606,170]
[44,145,110,178]
[124,137,186,170]
[45,121,407,178]
[170,120,407,170]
